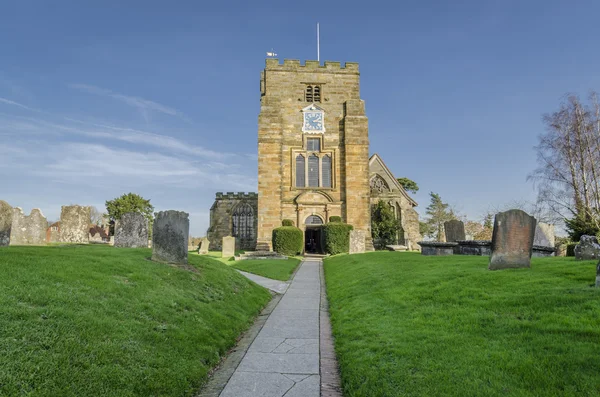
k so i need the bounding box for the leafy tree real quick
[371,200,401,249]
[105,193,154,235]
[424,192,456,241]
[396,177,419,194]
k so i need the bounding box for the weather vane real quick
[266,48,277,57]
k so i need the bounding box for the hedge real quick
[272,226,303,255]
[324,223,354,255]
[282,219,295,227]
[329,216,342,223]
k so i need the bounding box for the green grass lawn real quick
[324,252,600,397]
[0,245,271,396]
[231,258,302,281]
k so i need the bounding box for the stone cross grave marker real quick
[115,212,148,248]
[151,210,189,264]
[198,237,210,255]
[349,230,366,254]
[222,236,235,258]
[489,209,536,270]
[0,200,12,246]
[444,219,465,242]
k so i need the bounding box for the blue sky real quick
[1,0,599,235]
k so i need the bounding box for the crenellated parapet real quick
[215,192,258,200]
[265,58,359,73]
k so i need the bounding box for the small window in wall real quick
[313,86,321,102]
[233,203,254,239]
[322,155,332,188]
[306,138,320,151]
[306,215,323,225]
[296,154,306,187]
[305,85,321,103]
[308,154,319,187]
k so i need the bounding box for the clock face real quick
[304,111,324,132]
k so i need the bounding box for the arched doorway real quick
[305,215,324,254]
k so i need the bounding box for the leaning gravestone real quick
[60,205,91,244]
[114,212,148,248]
[349,230,366,254]
[9,208,46,245]
[152,210,189,264]
[489,209,536,270]
[0,200,12,246]
[444,220,466,242]
[222,236,235,258]
[574,235,600,260]
[198,237,210,255]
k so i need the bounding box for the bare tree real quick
[528,93,600,239]
[90,206,107,226]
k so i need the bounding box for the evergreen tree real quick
[396,177,419,194]
[105,193,154,236]
[424,192,455,241]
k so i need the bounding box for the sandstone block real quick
[115,212,148,248]
[151,210,189,264]
[349,230,365,254]
[222,236,236,258]
[489,209,536,270]
[198,237,210,255]
[60,205,91,244]
[0,200,12,246]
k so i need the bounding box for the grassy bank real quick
[232,258,301,281]
[0,245,271,396]
[324,252,600,397]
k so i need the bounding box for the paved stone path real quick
[221,258,322,397]
[236,270,289,294]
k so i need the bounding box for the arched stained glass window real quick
[232,203,254,239]
[308,154,319,187]
[305,215,323,225]
[296,154,305,187]
[322,155,332,188]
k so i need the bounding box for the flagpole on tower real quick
[317,22,320,62]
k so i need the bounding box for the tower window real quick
[322,155,332,188]
[232,203,254,239]
[306,138,320,151]
[308,154,319,187]
[296,154,306,188]
[305,85,321,103]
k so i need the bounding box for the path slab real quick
[237,270,289,294]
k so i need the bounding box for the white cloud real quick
[0,97,38,112]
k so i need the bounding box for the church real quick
[207,59,421,253]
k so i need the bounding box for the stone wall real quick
[60,205,91,244]
[207,192,258,251]
[0,200,12,246]
[9,207,47,245]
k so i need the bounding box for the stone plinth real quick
[419,241,457,256]
[456,240,492,256]
[9,208,46,245]
[0,200,12,246]
[444,220,465,242]
[222,236,235,258]
[574,235,600,260]
[198,237,210,254]
[386,245,408,251]
[60,205,91,244]
[532,245,556,257]
[349,230,366,254]
[489,209,536,270]
[115,212,148,248]
[151,210,189,264]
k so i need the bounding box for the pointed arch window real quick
[296,154,306,188]
[232,203,254,239]
[308,154,319,187]
[322,155,332,188]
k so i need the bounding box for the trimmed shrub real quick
[272,226,303,255]
[329,216,342,223]
[566,243,577,257]
[282,219,295,227]
[324,223,354,255]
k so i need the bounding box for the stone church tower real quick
[256,59,371,251]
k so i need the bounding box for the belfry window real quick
[232,203,254,239]
[305,85,321,103]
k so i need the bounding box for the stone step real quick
[238,251,288,260]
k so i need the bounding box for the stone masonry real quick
[207,192,257,251]
[114,212,148,248]
[257,59,371,251]
[60,205,91,244]
[489,209,536,270]
[0,200,12,246]
[152,210,189,264]
[9,207,46,245]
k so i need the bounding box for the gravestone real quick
[533,222,555,247]
[9,207,46,245]
[151,210,189,264]
[0,200,12,246]
[349,230,366,254]
[489,209,536,270]
[596,262,600,287]
[574,235,600,260]
[444,220,465,242]
[60,205,91,244]
[222,236,235,258]
[109,236,114,246]
[198,237,210,254]
[114,212,148,248]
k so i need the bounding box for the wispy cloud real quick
[68,83,188,122]
[0,97,39,113]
